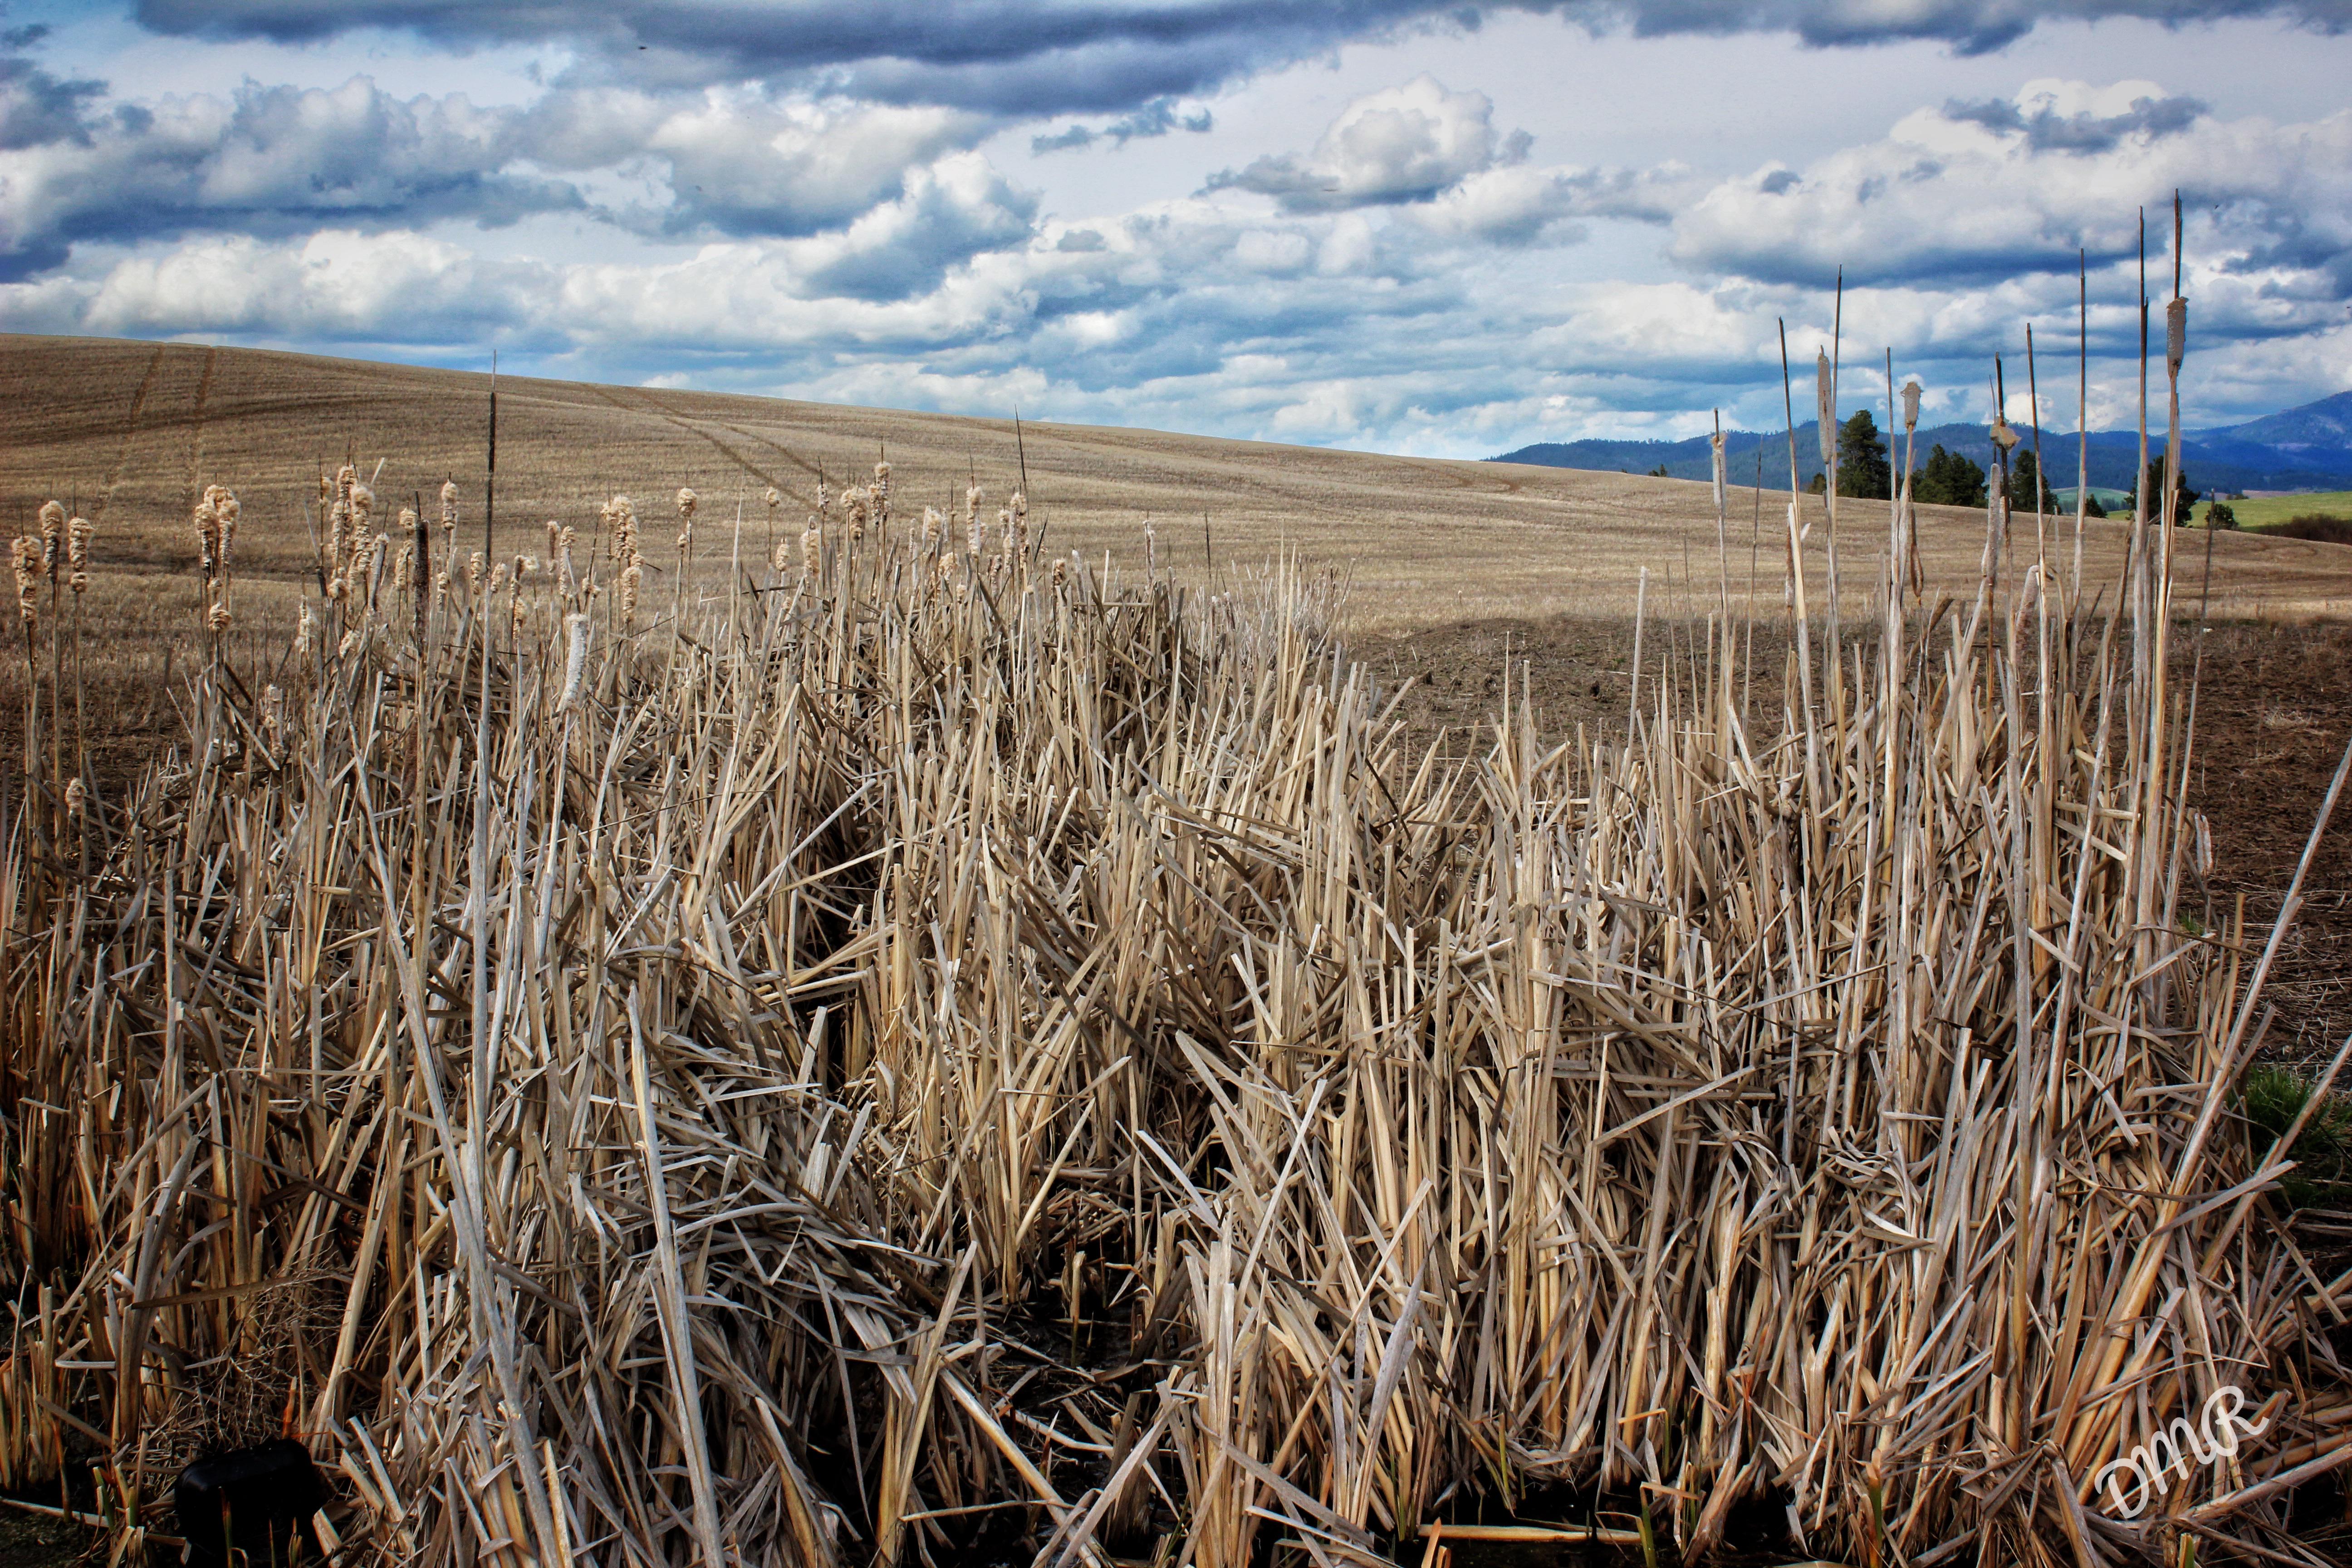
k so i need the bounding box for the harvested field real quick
[3,433,2351,1568]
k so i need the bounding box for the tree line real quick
[1821,410,2202,521]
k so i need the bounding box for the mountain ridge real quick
[1495,389,2352,496]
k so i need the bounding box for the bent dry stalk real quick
[0,458,2345,1568]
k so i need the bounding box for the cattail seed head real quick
[800,523,821,579]
[772,538,792,575]
[67,515,92,572]
[208,602,231,633]
[557,612,590,711]
[468,550,486,598]
[351,483,374,528]
[1989,416,2019,452]
[295,602,314,655]
[193,494,220,578]
[920,506,941,547]
[763,486,781,511]
[1051,556,1068,586]
[65,777,84,818]
[336,462,357,502]
[38,501,63,577]
[12,538,37,624]
[260,685,282,748]
[440,479,459,529]
[489,561,509,594]
[677,486,698,521]
[216,494,239,562]
[1901,379,1922,432]
[68,570,88,594]
[1815,350,1835,464]
[2166,297,2188,377]
[618,562,642,625]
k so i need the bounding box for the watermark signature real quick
[2094,1385,2270,1519]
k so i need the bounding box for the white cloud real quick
[1207,77,1512,211]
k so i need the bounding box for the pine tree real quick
[2005,449,2058,512]
[1837,410,1891,499]
[1910,445,1988,509]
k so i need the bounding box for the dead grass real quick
[2,439,2349,1567]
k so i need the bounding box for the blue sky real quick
[3,1,2349,454]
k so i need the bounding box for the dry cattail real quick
[336,461,356,502]
[13,537,39,624]
[38,500,63,577]
[193,494,219,579]
[1710,431,1727,513]
[68,571,88,594]
[440,479,459,531]
[64,777,83,818]
[1990,416,2019,453]
[764,486,781,512]
[556,612,590,711]
[318,471,333,509]
[216,492,239,563]
[558,526,580,597]
[468,551,487,598]
[618,563,642,625]
[920,506,941,548]
[845,487,869,544]
[395,542,415,588]
[965,485,985,556]
[67,514,92,571]
[489,562,509,595]
[800,523,822,579]
[294,602,314,655]
[677,487,699,520]
[2166,296,2188,377]
[260,684,282,748]
[1815,349,1835,464]
[1901,379,1922,432]
[328,498,350,578]
[351,483,374,529]
[772,538,793,575]
[872,461,891,528]
[208,602,232,634]
[1051,556,1069,586]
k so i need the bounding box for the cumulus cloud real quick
[1671,80,2352,289]
[1208,77,1518,212]
[0,73,578,274]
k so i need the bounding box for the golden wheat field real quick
[5,328,2352,1568]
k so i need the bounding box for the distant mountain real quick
[2204,390,2352,449]
[1496,389,2352,497]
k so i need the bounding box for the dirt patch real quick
[1351,612,2352,1071]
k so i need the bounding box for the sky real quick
[2,2,2350,456]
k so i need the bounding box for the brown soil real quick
[1352,613,2352,1072]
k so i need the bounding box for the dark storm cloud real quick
[128,2,2352,112]
[1943,90,2206,150]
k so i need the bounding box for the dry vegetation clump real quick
[0,446,2350,1568]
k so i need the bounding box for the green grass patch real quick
[2243,1064,2352,1208]
[2226,490,2352,530]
